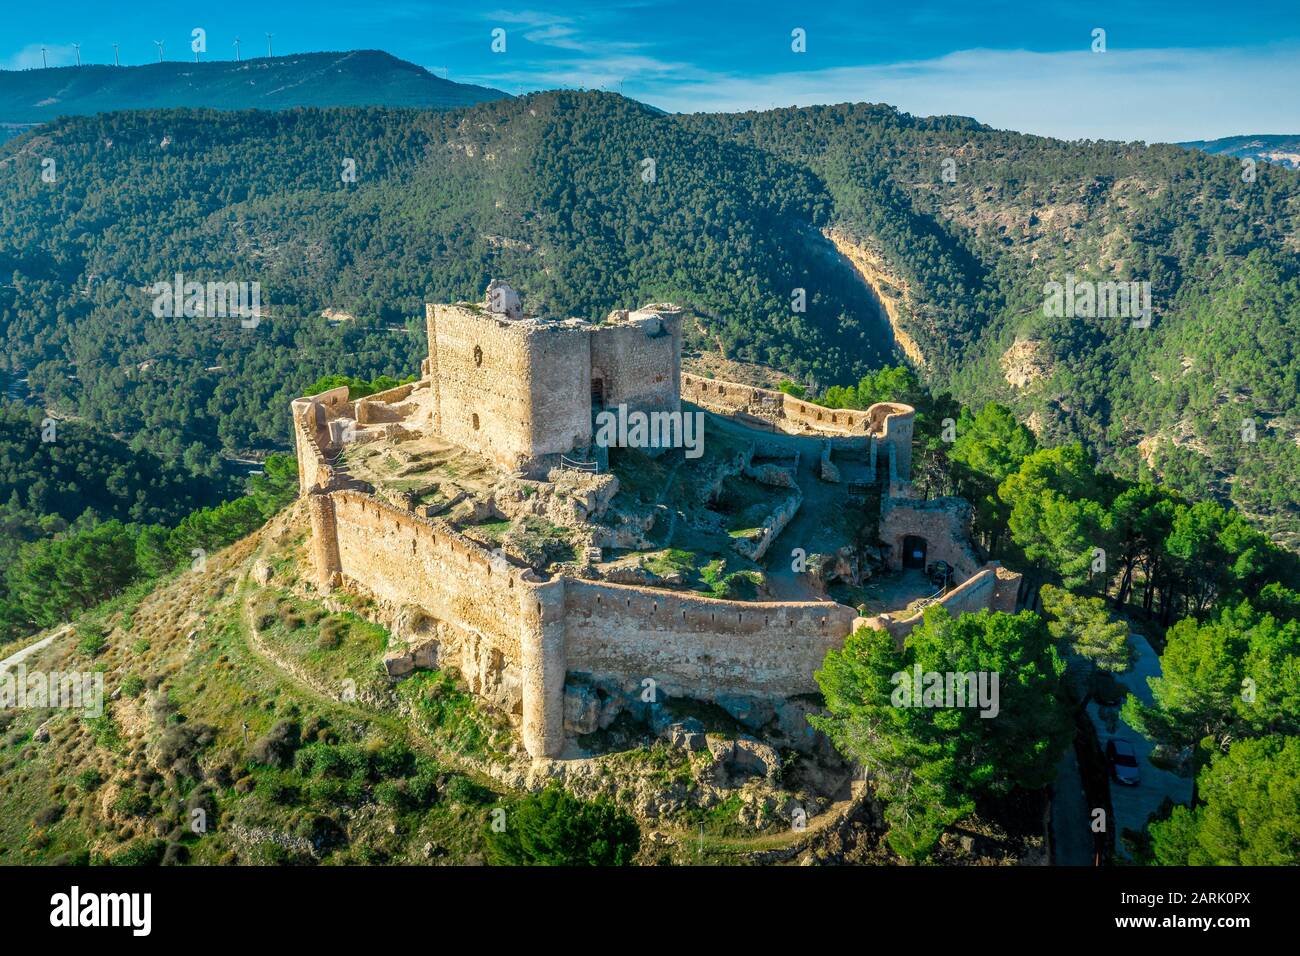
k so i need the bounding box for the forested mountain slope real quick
[686,104,1300,546]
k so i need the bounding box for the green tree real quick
[998,445,1110,599]
[1165,500,1276,618]
[811,608,1071,861]
[1149,736,1300,865]
[949,403,1037,550]
[485,785,640,866]
[1040,584,1133,705]
[1122,602,1300,758]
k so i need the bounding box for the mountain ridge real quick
[1178,133,1300,169]
[0,49,507,131]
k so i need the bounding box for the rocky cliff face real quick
[824,228,928,368]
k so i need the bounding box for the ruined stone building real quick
[423,279,682,477]
[292,281,1019,759]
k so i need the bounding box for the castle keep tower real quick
[425,282,682,477]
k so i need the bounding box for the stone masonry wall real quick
[311,485,866,757]
[428,304,591,475]
[562,579,858,700]
[681,373,914,478]
[868,564,1023,642]
[590,310,682,414]
[523,324,594,464]
[329,490,523,665]
[879,494,984,579]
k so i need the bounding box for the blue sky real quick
[5,1,1300,141]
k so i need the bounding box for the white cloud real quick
[629,44,1300,141]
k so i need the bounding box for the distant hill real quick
[1179,134,1300,169]
[0,49,506,132]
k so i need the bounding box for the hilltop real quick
[6,503,1033,865]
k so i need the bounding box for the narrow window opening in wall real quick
[682,610,686,620]
[411,540,416,554]
[472,413,480,430]
[473,345,483,367]
[737,613,742,625]
[764,616,769,626]
[537,602,542,614]
[710,613,715,622]
[718,386,726,396]
[652,602,657,612]
[626,598,631,607]
[831,414,837,424]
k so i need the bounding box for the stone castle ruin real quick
[292,281,1018,759]
[425,279,683,477]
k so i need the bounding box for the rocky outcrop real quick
[1000,337,1051,390]
[825,227,927,368]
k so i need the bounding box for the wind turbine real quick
[112,43,120,66]
[233,37,241,62]
[40,46,47,68]
[154,40,164,63]
[73,43,81,66]
[265,33,274,58]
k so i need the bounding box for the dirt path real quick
[0,624,72,674]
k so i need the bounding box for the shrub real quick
[112,789,152,818]
[317,616,347,649]
[157,722,217,778]
[75,768,104,792]
[444,775,493,805]
[370,742,416,780]
[375,779,411,810]
[51,850,91,866]
[301,714,331,743]
[111,838,166,866]
[77,628,107,657]
[33,803,66,827]
[120,674,146,698]
[484,785,640,866]
[295,813,346,852]
[249,720,301,769]
[161,842,189,866]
